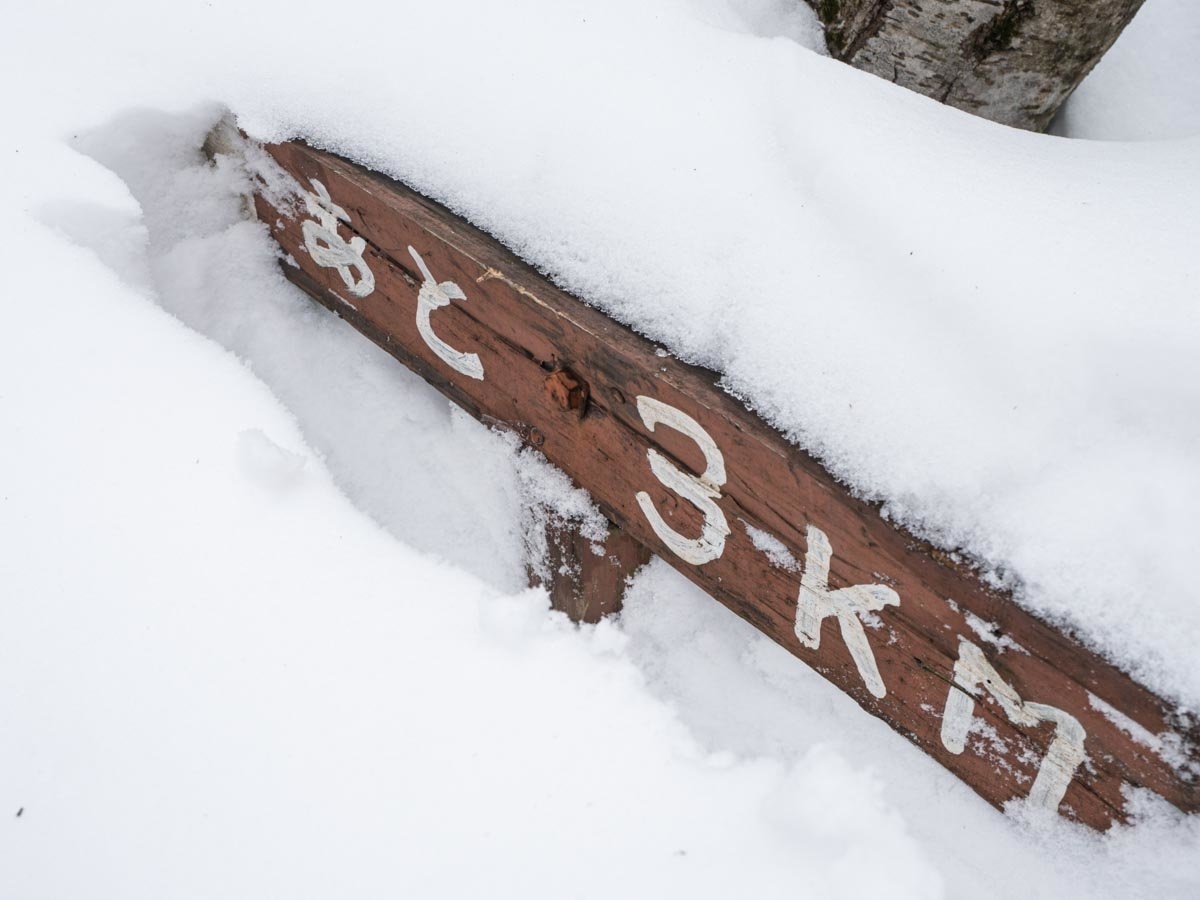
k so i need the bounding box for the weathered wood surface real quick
[247,138,1197,829]
[808,0,1145,131]
[528,517,652,624]
[524,368,651,622]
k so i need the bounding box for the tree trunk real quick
[808,0,1145,131]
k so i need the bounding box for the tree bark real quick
[250,137,1200,827]
[808,0,1145,131]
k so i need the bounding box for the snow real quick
[743,520,800,572]
[963,610,1030,656]
[2,0,1200,896]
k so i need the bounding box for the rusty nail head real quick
[545,368,590,418]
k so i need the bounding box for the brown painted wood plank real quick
[245,137,1198,830]
[525,368,650,622]
[529,516,652,624]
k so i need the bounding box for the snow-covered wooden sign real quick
[248,139,1197,831]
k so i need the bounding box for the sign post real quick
[244,136,1197,830]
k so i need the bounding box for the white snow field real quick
[2,1,1199,897]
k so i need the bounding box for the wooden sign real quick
[243,136,1197,830]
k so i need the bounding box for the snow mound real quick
[4,0,1200,894]
[217,0,1200,705]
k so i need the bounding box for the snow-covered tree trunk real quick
[808,0,1145,130]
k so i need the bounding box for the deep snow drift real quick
[3,1,1200,897]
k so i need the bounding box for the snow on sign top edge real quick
[218,0,1200,707]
